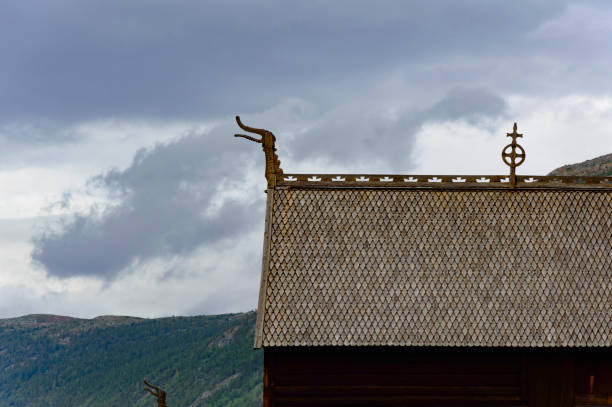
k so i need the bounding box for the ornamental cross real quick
[501,122,526,187]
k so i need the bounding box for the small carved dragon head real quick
[144,380,167,407]
[234,116,283,188]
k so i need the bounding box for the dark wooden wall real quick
[263,347,612,407]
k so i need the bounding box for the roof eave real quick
[253,189,275,349]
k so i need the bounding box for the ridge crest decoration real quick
[502,122,526,188]
[234,116,283,188]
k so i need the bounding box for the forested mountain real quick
[0,312,261,407]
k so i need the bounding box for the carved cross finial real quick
[501,122,526,188]
[234,116,283,188]
[144,380,168,407]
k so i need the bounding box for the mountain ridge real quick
[548,152,612,177]
[0,312,262,407]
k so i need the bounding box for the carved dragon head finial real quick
[234,116,283,188]
[144,380,167,407]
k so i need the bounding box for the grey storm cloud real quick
[290,87,507,169]
[2,0,599,129]
[425,88,507,123]
[29,85,505,279]
[15,0,612,283]
[32,124,264,279]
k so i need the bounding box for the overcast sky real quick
[1,0,612,318]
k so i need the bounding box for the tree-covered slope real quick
[0,312,262,407]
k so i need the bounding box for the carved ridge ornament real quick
[234,116,283,188]
[231,119,612,189]
[502,122,526,188]
[144,380,168,407]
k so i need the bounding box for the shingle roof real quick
[254,175,612,348]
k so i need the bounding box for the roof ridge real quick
[275,173,612,190]
[233,119,612,190]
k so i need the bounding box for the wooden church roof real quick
[234,118,612,349]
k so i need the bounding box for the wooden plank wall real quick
[264,347,612,407]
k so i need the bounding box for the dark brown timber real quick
[264,347,612,407]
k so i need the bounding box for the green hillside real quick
[0,312,262,407]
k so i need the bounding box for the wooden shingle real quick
[256,184,612,348]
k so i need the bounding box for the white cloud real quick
[509,95,612,174]
[0,120,217,219]
[413,120,503,175]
